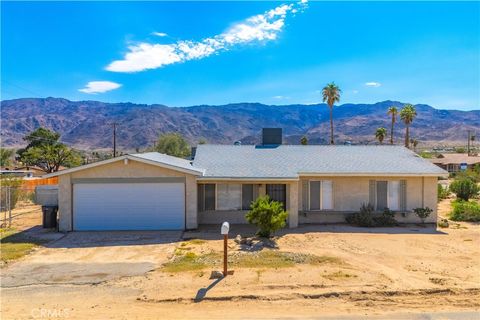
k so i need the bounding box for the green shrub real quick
[449,178,479,201]
[245,196,288,238]
[437,184,449,202]
[346,203,375,227]
[413,207,433,224]
[449,200,480,222]
[346,204,398,227]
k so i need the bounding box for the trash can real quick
[42,206,58,229]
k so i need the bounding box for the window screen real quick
[197,184,205,212]
[242,184,254,210]
[376,181,388,211]
[204,184,216,211]
[217,184,241,210]
[309,181,321,210]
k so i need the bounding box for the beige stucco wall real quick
[298,176,438,224]
[58,159,198,231]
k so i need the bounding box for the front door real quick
[266,184,286,209]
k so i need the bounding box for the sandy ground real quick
[1,200,480,319]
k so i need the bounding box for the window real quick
[242,184,254,210]
[266,184,286,209]
[376,180,400,211]
[217,184,241,210]
[309,180,333,210]
[198,183,257,212]
[204,184,216,211]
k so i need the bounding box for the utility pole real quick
[467,130,471,156]
[112,122,117,158]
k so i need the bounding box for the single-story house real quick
[45,130,447,232]
[430,153,480,173]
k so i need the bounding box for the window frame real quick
[308,180,334,211]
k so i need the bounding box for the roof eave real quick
[43,154,204,178]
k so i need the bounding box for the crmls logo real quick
[31,308,71,318]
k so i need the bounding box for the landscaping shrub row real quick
[449,200,480,222]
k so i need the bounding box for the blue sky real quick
[1,1,479,110]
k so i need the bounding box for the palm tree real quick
[322,82,341,145]
[375,127,387,144]
[387,106,398,144]
[399,104,417,148]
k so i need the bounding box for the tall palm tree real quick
[375,127,387,144]
[322,82,341,145]
[387,106,398,144]
[399,104,417,148]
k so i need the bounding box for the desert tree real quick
[155,133,191,158]
[400,104,417,148]
[18,127,81,173]
[321,82,341,145]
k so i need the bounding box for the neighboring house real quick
[45,129,447,232]
[1,166,46,178]
[430,153,480,173]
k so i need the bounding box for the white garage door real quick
[73,183,185,231]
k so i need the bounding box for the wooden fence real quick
[21,177,58,191]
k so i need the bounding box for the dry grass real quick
[163,249,341,273]
[1,228,45,265]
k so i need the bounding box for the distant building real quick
[0,166,45,178]
[430,154,480,173]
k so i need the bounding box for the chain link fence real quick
[0,185,36,228]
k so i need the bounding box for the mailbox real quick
[221,222,230,235]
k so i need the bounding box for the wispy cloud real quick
[78,81,121,94]
[365,82,381,87]
[106,1,308,73]
[273,95,290,100]
[151,32,168,37]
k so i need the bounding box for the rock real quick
[234,234,242,244]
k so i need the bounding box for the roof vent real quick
[262,128,282,146]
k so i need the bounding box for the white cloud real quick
[78,81,122,94]
[273,95,290,100]
[352,90,359,94]
[106,1,308,73]
[151,32,168,37]
[365,82,381,87]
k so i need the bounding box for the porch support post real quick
[288,181,299,228]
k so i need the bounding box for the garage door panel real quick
[73,183,185,231]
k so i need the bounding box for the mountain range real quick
[1,97,479,151]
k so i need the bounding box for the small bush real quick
[449,178,479,201]
[413,207,433,224]
[373,208,398,227]
[437,184,449,202]
[346,203,375,227]
[449,200,480,222]
[245,196,288,238]
[346,204,398,227]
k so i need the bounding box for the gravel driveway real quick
[1,231,181,288]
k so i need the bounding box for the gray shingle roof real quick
[192,145,447,178]
[130,152,204,173]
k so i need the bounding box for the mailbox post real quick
[221,222,230,277]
